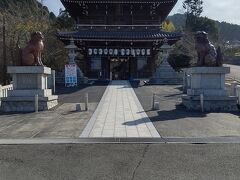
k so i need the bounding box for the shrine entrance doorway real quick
[110,58,130,80]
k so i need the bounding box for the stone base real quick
[182,95,238,112]
[149,59,183,85]
[0,66,58,112]
[0,96,58,112]
[181,66,238,112]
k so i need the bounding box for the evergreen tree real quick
[183,0,203,17]
[183,0,203,30]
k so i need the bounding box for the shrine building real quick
[57,0,181,80]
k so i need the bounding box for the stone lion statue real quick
[194,31,223,67]
[19,31,45,66]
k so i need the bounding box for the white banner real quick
[65,64,77,87]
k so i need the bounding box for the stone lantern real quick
[150,38,183,85]
[65,38,84,78]
[65,38,78,65]
[160,38,171,62]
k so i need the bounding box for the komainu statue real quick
[194,31,223,67]
[19,31,45,66]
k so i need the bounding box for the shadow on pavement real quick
[55,81,109,95]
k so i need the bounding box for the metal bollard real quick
[200,94,204,112]
[153,101,160,110]
[152,93,155,110]
[35,94,39,113]
[52,70,56,94]
[85,93,88,111]
[0,85,2,98]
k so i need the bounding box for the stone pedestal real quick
[182,67,238,111]
[1,66,58,112]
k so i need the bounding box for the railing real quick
[0,84,13,106]
[225,83,232,96]
[225,82,240,105]
[0,84,13,98]
[76,24,162,31]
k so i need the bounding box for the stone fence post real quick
[0,85,2,99]
[52,70,56,94]
[47,70,56,94]
[231,81,238,96]
[0,85,2,106]
[236,85,240,105]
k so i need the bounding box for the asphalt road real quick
[225,64,240,81]
[0,143,239,180]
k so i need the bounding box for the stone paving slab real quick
[80,81,160,138]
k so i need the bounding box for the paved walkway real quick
[80,81,160,138]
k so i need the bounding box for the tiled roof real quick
[57,30,181,41]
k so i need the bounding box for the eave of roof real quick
[61,0,178,23]
[61,0,177,3]
[57,30,182,42]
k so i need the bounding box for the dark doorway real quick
[110,58,130,80]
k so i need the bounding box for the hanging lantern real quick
[88,48,93,55]
[104,48,108,55]
[114,49,118,56]
[93,48,98,55]
[147,49,151,56]
[136,49,141,56]
[126,49,130,56]
[121,49,125,56]
[131,49,135,56]
[98,48,103,55]
[141,49,146,56]
[109,49,113,55]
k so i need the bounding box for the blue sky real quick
[42,0,240,25]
